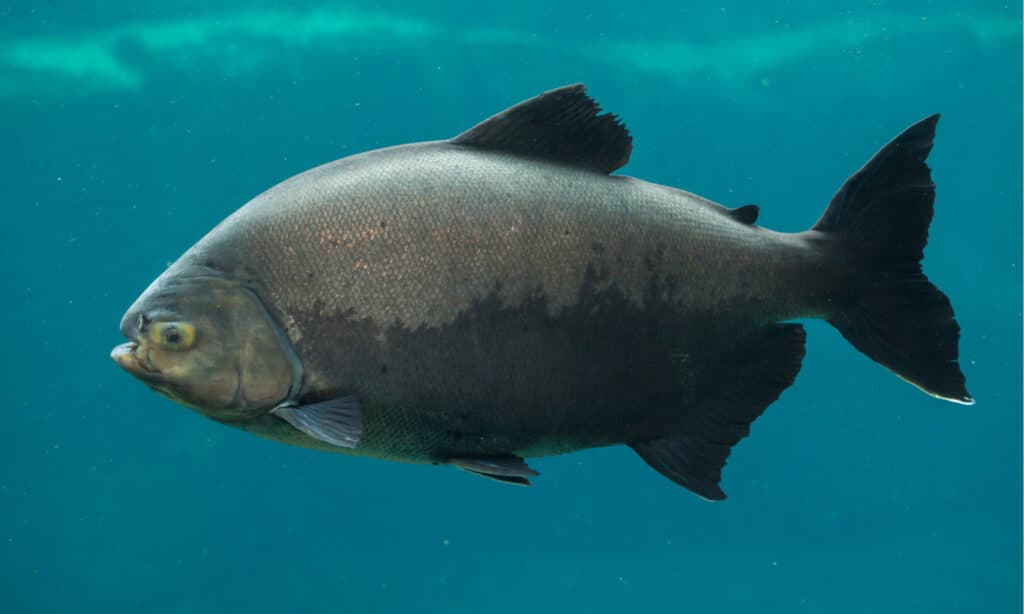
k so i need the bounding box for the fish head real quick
[111,267,300,422]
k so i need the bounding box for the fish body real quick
[113,85,970,498]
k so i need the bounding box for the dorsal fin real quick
[450,84,632,174]
[729,204,760,225]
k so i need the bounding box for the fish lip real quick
[110,340,160,375]
[111,341,139,371]
[111,341,137,361]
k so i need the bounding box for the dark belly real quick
[289,273,755,462]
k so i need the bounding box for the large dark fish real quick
[111,85,971,499]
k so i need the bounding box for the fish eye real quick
[152,322,195,351]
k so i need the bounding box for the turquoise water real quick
[2,2,1021,612]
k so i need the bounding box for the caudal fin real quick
[814,115,972,404]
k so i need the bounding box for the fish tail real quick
[813,114,972,404]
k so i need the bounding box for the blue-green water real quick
[2,2,1021,612]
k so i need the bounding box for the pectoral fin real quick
[449,455,540,486]
[272,395,362,448]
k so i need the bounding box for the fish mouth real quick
[110,341,160,375]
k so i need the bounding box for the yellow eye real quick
[151,322,195,351]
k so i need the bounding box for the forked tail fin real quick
[814,114,972,404]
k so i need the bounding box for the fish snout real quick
[111,341,143,373]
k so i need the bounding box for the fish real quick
[111,84,971,500]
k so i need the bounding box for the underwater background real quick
[1,1,1021,612]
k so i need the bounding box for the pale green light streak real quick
[0,8,1018,99]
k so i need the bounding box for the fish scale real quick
[214,145,801,330]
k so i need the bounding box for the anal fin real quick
[450,455,540,486]
[632,324,806,500]
[632,435,728,500]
